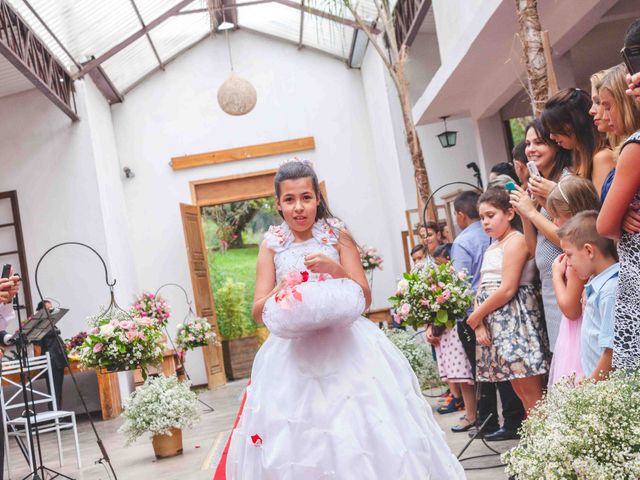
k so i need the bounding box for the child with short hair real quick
[558,211,619,380]
[410,244,426,265]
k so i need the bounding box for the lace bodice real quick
[265,220,343,283]
[481,232,537,285]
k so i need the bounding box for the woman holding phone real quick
[509,120,572,352]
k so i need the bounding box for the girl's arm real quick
[511,186,558,250]
[520,214,538,258]
[467,234,528,329]
[336,231,371,308]
[304,230,372,308]
[598,143,640,239]
[252,240,278,323]
[591,149,615,195]
[551,254,584,320]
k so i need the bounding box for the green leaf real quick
[436,309,448,326]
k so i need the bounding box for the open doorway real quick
[202,198,280,341]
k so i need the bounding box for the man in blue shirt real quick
[558,211,618,381]
[451,190,525,440]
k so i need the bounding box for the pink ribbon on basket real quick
[275,271,328,309]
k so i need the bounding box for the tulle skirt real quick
[224,300,465,479]
[548,315,584,387]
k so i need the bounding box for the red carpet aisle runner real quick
[213,384,249,480]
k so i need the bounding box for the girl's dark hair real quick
[478,186,512,213]
[424,221,441,233]
[490,162,519,183]
[524,119,572,182]
[540,88,605,180]
[624,18,640,46]
[274,160,333,222]
[410,244,425,255]
[433,243,452,260]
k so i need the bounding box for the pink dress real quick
[435,326,474,385]
[548,315,585,386]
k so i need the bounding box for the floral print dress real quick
[476,232,550,382]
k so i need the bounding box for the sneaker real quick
[437,393,453,405]
[437,396,464,414]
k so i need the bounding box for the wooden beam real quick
[274,0,381,34]
[171,136,316,171]
[190,169,278,206]
[176,1,274,16]
[0,0,77,120]
[76,0,193,79]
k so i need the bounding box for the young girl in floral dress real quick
[467,187,549,413]
[221,159,464,479]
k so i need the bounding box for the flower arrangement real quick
[389,261,474,330]
[119,375,200,445]
[175,317,219,351]
[503,370,640,479]
[383,328,441,390]
[360,246,383,271]
[64,331,87,360]
[131,292,171,328]
[80,309,165,372]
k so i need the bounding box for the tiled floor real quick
[4,381,515,480]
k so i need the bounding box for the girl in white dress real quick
[223,159,465,479]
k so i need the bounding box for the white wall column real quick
[472,113,510,185]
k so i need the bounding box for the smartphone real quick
[504,181,517,192]
[621,45,640,76]
[526,161,540,177]
[1,264,11,279]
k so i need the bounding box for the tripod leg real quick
[197,398,215,413]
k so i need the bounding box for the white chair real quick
[1,352,81,475]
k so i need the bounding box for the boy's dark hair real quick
[454,190,480,219]
[410,244,425,256]
[512,140,527,165]
[624,18,640,47]
[424,221,441,233]
[557,210,617,259]
[490,162,519,183]
[433,243,452,260]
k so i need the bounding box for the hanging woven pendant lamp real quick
[218,73,257,116]
[211,1,257,116]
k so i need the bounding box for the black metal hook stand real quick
[154,283,214,413]
[33,242,119,480]
[421,183,506,470]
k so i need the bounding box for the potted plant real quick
[119,375,200,459]
[215,278,259,380]
[80,309,165,375]
[175,316,219,352]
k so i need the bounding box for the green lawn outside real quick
[208,246,259,327]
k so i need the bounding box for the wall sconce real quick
[437,116,457,148]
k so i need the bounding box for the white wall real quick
[0,88,114,339]
[431,0,497,61]
[111,30,405,380]
[405,32,441,105]
[417,117,482,198]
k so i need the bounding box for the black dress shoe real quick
[484,427,520,441]
[467,426,498,439]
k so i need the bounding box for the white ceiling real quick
[0,56,34,98]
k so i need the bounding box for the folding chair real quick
[1,352,81,475]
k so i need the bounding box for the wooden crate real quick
[221,336,259,380]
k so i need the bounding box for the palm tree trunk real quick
[515,0,548,117]
[393,45,437,221]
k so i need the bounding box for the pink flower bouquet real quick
[131,292,171,328]
[80,309,165,372]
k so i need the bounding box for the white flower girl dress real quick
[224,220,465,479]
